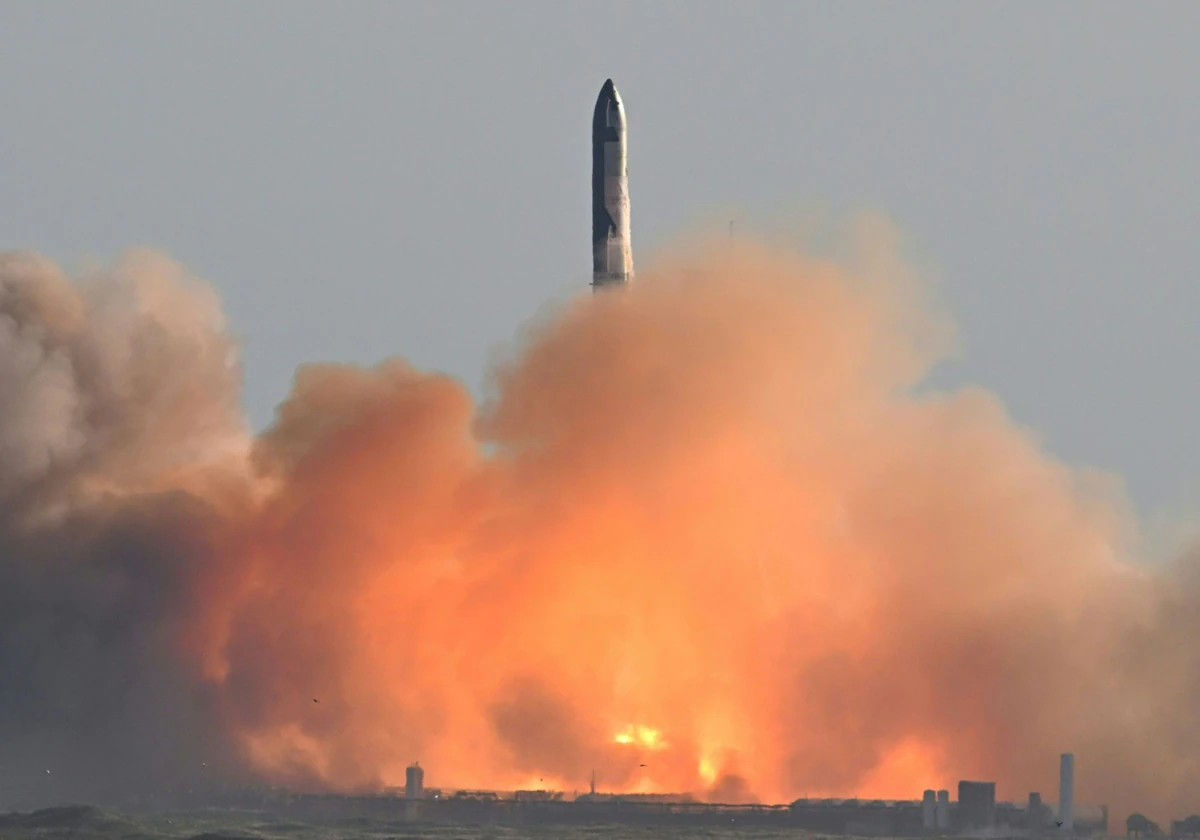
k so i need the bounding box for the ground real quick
[0,805,836,840]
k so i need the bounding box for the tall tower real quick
[406,762,424,800]
[1059,753,1075,832]
[592,79,633,289]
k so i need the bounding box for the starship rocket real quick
[592,79,633,289]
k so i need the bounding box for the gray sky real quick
[1,1,1197,522]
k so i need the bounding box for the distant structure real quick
[195,751,1108,834]
[1128,812,1162,837]
[922,789,936,830]
[1169,815,1200,837]
[406,763,424,800]
[1060,753,1075,832]
[196,771,1109,834]
[936,789,951,830]
[958,780,997,830]
[1029,792,1046,837]
[404,762,424,823]
[591,79,633,290]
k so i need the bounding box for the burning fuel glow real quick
[614,725,665,750]
[1,225,1200,820]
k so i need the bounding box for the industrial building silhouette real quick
[214,752,1107,834]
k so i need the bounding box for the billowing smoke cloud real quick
[0,249,250,806]
[1,226,1198,820]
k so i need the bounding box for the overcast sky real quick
[0,1,1197,523]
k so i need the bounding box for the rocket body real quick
[592,79,632,289]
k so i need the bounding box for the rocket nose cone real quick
[598,78,621,104]
[593,79,624,130]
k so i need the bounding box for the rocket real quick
[592,79,633,289]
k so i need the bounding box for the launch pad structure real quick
[201,782,1109,836]
[187,753,1109,837]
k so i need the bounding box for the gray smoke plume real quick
[0,249,248,808]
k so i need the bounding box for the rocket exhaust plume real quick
[3,224,1200,821]
[592,79,632,289]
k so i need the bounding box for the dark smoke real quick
[0,250,248,807]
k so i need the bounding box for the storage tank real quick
[958,780,996,830]
[922,789,937,830]
[936,790,950,830]
[406,763,425,800]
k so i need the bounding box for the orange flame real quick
[613,724,666,750]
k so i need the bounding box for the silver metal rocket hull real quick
[592,79,632,289]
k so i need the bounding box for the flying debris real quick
[592,79,633,290]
